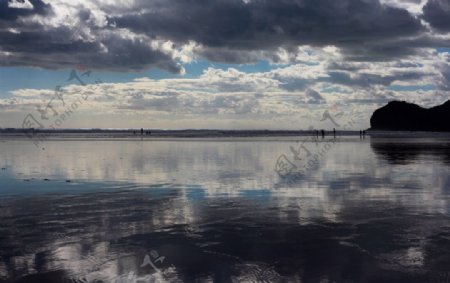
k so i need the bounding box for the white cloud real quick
[8,0,34,9]
[2,46,448,130]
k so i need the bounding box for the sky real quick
[0,0,449,130]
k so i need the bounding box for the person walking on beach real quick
[141,128,144,135]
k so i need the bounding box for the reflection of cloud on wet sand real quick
[1,188,450,282]
[0,138,450,281]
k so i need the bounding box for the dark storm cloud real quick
[0,29,182,72]
[0,0,51,21]
[423,0,450,32]
[0,0,448,72]
[0,26,97,54]
[112,0,424,58]
[0,0,184,72]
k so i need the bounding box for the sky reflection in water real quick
[0,137,449,282]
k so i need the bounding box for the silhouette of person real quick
[321,129,325,138]
[333,128,336,138]
[141,128,144,135]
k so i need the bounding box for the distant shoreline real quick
[2,129,450,139]
[0,129,360,140]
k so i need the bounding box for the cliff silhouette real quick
[370,100,450,132]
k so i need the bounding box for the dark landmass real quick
[370,100,450,132]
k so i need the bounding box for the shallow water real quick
[0,137,449,282]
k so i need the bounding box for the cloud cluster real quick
[423,0,450,32]
[1,0,449,129]
[2,48,448,129]
[0,0,449,72]
[0,0,50,21]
